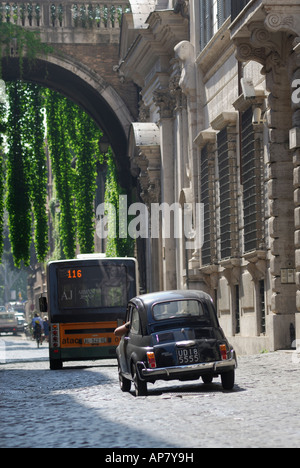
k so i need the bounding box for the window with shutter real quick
[241,108,259,253]
[200,0,231,50]
[201,145,211,265]
[199,0,213,50]
[218,128,231,259]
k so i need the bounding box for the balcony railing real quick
[0,1,131,29]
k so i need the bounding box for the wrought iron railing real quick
[0,1,131,29]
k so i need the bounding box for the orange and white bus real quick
[40,256,137,370]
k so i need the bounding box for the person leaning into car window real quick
[114,322,130,337]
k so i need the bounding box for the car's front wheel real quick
[221,369,235,390]
[131,363,147,397]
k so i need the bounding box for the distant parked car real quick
[116,290,237,396]
[0,311,18,335]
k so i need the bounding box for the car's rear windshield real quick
[0,313,15,321]
[152,300,213,322]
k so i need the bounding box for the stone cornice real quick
[211,111,238,131]
[194,129,217,148]
[118,10,188,86]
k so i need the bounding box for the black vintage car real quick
[116,290,237,396]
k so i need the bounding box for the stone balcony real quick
[0,1,131,43]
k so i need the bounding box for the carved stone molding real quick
[174,40,196,96]
[220,258,241,286]
[128,123,161,205]
[211,111,238,131]
[169,61,187,110]
[174,0,189,19]
[264,7,300,38]
[244,250,267,282]
[198,266,219,290]
[194,128,217,148]
[153,89,176,120]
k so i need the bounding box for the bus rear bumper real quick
[49,346,117,362]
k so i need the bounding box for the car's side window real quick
[131,307,140,335]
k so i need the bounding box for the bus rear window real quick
[57,265,127,309]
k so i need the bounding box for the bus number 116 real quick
[67,269,82,279]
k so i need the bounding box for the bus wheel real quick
[50,359,63,370]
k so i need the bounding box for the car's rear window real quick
[153,300,207,321]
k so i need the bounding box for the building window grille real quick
[218,128,231,259]
[201,145,211,265]
[241,107,259,252]
[259,279,266,334]
[235,284,240,334]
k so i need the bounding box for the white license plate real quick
[84,337,107,344]
[177,347,200,365]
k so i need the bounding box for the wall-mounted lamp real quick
[241,77,256,100]
[252,107,266,125]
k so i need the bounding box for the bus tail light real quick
[219,344,227,361]
[147,352,157,369]
[50,324,60,348]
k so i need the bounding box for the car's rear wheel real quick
[131,363,147,397]
[118,363,131,392]
[221,369,235,390]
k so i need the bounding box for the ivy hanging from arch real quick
[45,90,103,258]
[45,89,77,259]
[6,81,32,267]
[1,81,134,266]
[104,147,134,258]
[0,86,6,260]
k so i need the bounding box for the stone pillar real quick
[169,59,189,289]
[174,41,200,270]
[290,41,300,345]
[153,89,177,290]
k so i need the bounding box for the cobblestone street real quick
[0,335,300,448]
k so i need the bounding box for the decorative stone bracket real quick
[245,250,267,282]
[128,123,161,205]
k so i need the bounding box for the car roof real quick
[133,290,213,308]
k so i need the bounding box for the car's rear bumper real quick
[138,352,237,381]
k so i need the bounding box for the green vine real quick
[0,86,6,260]
[5,81,49,267]
[6,81,32,267]
[45,90,103,258]
[0,23,53,78]
[25,84,49,262]
[45,89,76,259]
[1,81,134,265]
[65,102,102,254]
[104,147,134,258]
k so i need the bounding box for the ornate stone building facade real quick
[117,0,300,354]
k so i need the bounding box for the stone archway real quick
[2,53,135,188]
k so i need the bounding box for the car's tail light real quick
[147,352,157,369]
[219,344,228,360]
[50,324,60,348]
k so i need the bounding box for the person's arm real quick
[114,322,130,337]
